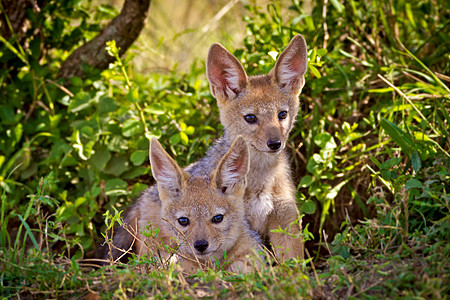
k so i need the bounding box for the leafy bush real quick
[0,1,220,253]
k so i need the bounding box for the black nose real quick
[194,240,209,252]
[267,139,282,150]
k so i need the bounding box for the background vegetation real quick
[1,0,449,298]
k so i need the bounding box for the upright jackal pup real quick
[110,136,262,274]
[188,34,308,260]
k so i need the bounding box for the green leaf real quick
[184,126,195,135]
[308,185,322,197]
[107,135,128,152]
[314,133,337,149]
[298,175,313,188]
[170,133,181,145]
[411,151,421,173]
[80,126,94,139]
[98,96,118,113]
[29,37,41,59]
[145,130,162,141]
[122,119,143,137]
[145,103,165,115]
[104,156,129,176]
[317,48,328,56]
[127,88,139,103]
[380,157,402,170]
[301,199,316,214]
[74,197,87,207]
[325,181,346,201]
[309,64,321,78]
[90,146,111,171]
[380,119,414,158]
[405,178,423,190]
[69,77,83,87]
[131,182,149,197]
[12,123,23,145]
[130,150,147,166]
[104,178,128,196]
[180,131,189,145]
[123,166,148,179]
[69,92,92,113]
[0,105,15,124]
[306,154,324,175]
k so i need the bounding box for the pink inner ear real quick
[151,149,175,184]
[213,71,230,93]
[229,159,243,176]
[290,54,304,74]
[151,154,165,178]
[211,64,241,97]
[277,50,306,91]
[208,45,247,98]
[225,150,248,182]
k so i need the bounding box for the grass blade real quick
[378,74,440,136]
[397,39,450,93]
[0,35,29,66]
[380,118,414,158]
[18,214,39,251]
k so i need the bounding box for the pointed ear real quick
[207,43,248,100]
[270,34,308,95]
[213,136,249,194]
[149,138,189,195]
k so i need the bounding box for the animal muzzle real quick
[267,138,282,151]
[193,239,209,253]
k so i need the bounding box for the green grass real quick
[2,187,447,298]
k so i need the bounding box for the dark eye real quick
[244,114,257,124]
[211,214,224,224]
[178,217,190,226]
[278,111,288,120]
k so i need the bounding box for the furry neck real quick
[223,130,285,190]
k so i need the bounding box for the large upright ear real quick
[150,138,189,196]
[207,43,248,100]
[213,136,250,194]
[270,34,308,95]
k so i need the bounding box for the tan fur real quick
[119,136,263,274]
[204,35,308,260]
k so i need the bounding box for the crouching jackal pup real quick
[108,136,262,274]
[188,34,308,260]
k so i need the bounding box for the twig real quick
[322,230,332,256]
[114,222,139,264]
[201,0,240,33]
[45,79,74,97]
[435,72,450,82]
[305,248,321,288]
[322,0,329,49]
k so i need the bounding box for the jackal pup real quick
[108,136,262,274]
[187,34,308,260]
